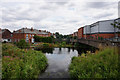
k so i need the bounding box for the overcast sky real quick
[0,0,119,35]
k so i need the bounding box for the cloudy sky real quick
[0,0,119,35]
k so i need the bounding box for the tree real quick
[111,21,120,29]
[111,20,120,41]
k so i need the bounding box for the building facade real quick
[78,18,120,41]
[83,25,91,39]
[78,27,84,39]
[90,20,119,40]
[2,29,12,42]
[12,28,52,43]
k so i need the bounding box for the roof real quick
[2,29,11,33]
[14,28,49,35]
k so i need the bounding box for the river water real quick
[38,47,97,78]
[38,48,78,78]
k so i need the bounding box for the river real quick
[38,47,96,78]
[38,48,78,78]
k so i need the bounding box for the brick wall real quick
[78,27,84,39]
[2,29,12,39]
[12,33,25,42]
[90,33,116,39]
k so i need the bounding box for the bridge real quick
[71,39,120,48]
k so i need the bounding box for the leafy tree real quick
[111,21,120,40]
[111,21,120,29]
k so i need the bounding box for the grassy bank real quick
[2,43,48,79]
[69,47,119,78]
[34,42,73,49]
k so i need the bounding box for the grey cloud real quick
[94,13,114,19]
[45,0,70,5]
[86,2,115,9]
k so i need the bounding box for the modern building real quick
[2,29,12,42]
[78,18,120,41]
[90,19,119,40]
[83,25,91,39]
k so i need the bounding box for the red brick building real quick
[2,29,12,42]
[78,27,84,39]
[12,28,52,43]
[72,31,78,38]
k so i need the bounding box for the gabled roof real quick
[13,28,49,35]
[2,29,11,33]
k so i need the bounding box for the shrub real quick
[16,39,30,49]
[2,43,48,79]
[34,35,53,43]
[69,47,119,78]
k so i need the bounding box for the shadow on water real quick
[35,47,54,53]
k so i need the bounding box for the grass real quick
[69,47,119,79]
[2,43,48,79]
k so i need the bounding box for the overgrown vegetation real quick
[69,47,119,79]
[16,39,30,49]
[34,42,73,50]
[34,35,53,43]
[2,43,48,79]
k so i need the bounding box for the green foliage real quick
[16,39,30,49]
[111,21,120,29]
[43,43,49,48]
[2,43,48,79]
[34,35,53,43]
[69,48,119,78]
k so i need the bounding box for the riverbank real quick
[2,43,48,79]
[33,42,73,49]
[69,47,119,78]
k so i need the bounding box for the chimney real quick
[31,27,33,31]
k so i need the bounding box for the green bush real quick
[16,39,30,49]
[2,43,48,79]
[34,35,53,43]
[69,47,119,78]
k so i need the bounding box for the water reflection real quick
[39,48,78,78]
[38,47,97,78]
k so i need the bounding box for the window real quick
[11,34,13,37]
[26,34,28,37]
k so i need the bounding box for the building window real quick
[11,34,13,37]
[26,34,28,37]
